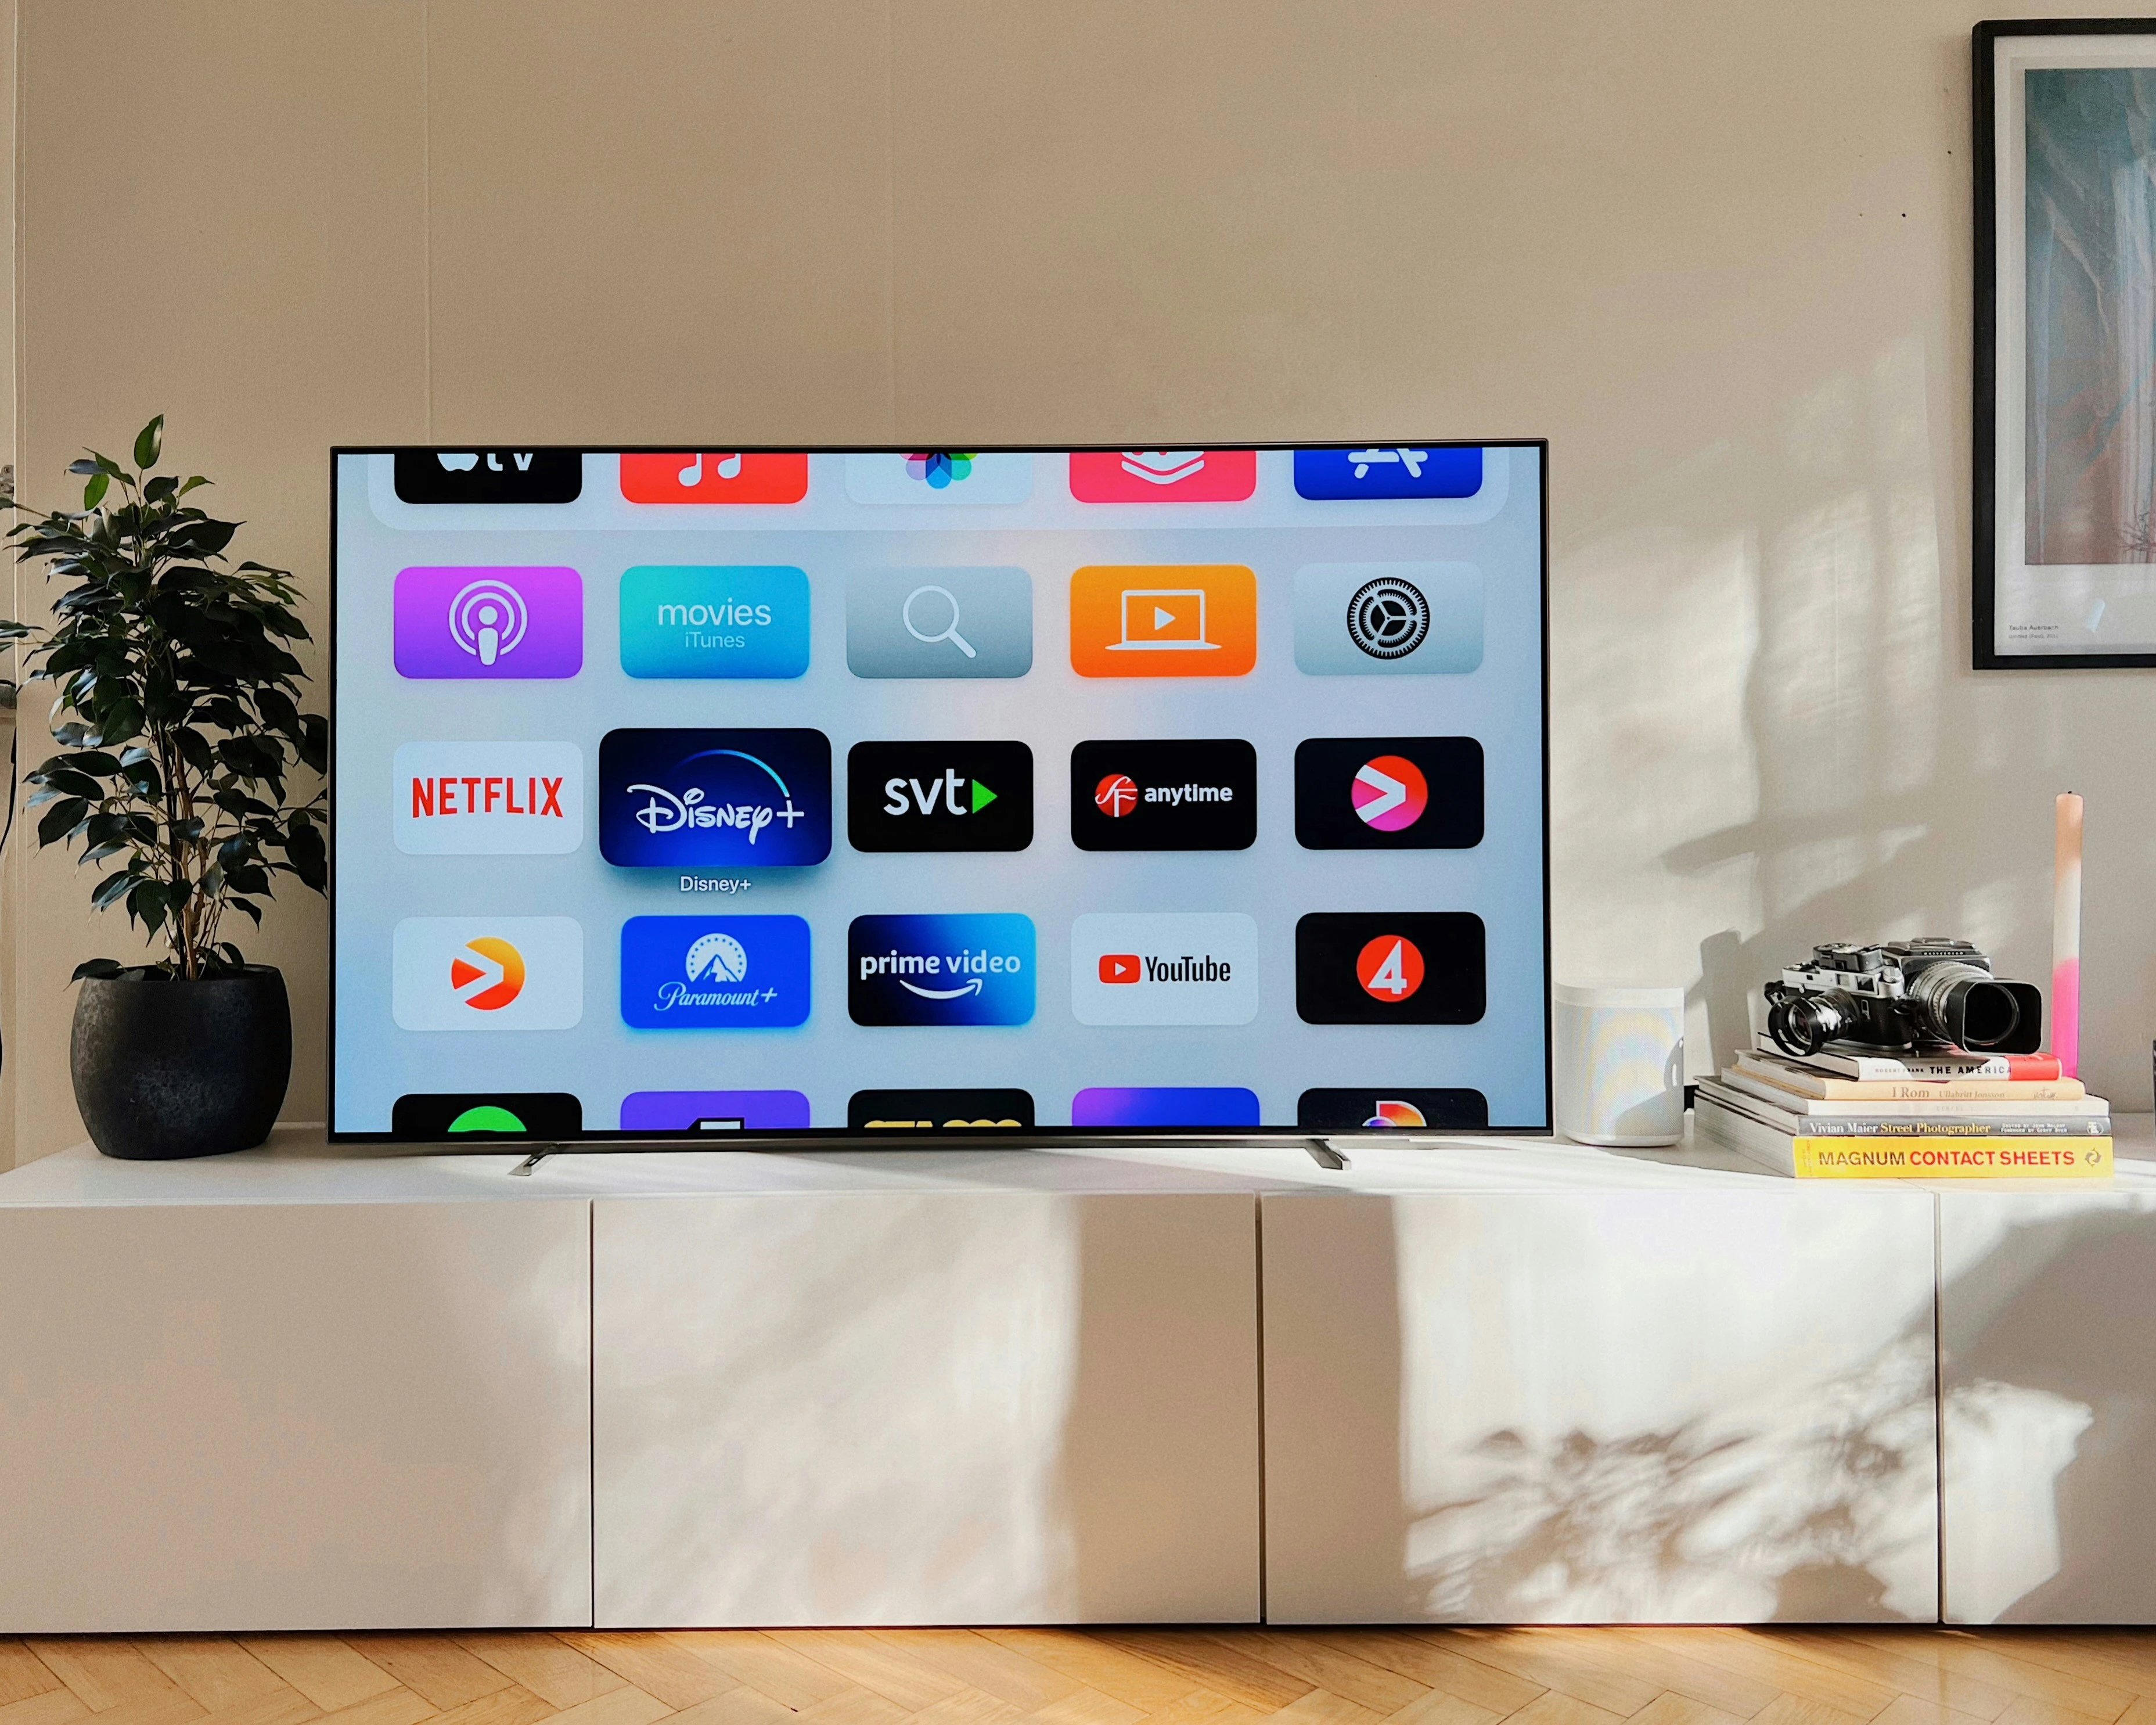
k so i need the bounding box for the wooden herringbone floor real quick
[6,1629,2156,1725]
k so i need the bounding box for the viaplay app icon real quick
[599,729,832,868]
[848,914,1035,1026]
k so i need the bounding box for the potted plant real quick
[3,416,326,1158]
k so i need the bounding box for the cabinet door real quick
[1262,1188,1938,1623]
[593,1191,1259,1625]
[1941,1187,2156,1623]
[0,1201,592,1631]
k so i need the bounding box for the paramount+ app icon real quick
[847,741,1033,852]
[1070,739,1256,850]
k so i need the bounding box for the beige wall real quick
[4,0,2150,1163]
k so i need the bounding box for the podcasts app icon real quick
[393,566,583,679]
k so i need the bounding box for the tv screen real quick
[329,445,1548,1142]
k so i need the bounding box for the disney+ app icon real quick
[599,728,832,868]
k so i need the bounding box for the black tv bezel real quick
[325,441,1553,1148]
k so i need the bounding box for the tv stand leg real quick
[1304,1138,1352,1171]
[509,1146,559,1177]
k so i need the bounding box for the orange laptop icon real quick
[1070,565,1255,677]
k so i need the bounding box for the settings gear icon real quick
[1344,576,1431,660]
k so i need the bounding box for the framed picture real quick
[1977,19,2156,667]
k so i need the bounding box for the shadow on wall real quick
[1942,1199,2156,1623]
[1550,333,2140,1096]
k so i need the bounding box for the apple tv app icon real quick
[394,449,584,505]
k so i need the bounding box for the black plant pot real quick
[71,965,292,1159]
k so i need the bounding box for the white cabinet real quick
[0,1196,592,1631]
[1261,1185,1940,1623]
[591,1189,1260,1625]
[1940,1186,2156,1623]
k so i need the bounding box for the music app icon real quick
[619,452,809,505]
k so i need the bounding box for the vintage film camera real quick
[1763,940,2044,1057]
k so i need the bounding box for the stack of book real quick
[1694,1044,2112,1178]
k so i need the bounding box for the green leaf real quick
[71,958,125,982]
[133,416,163,472]
[35,796,88,846]
[81,472,109,511]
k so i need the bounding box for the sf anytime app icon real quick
[847,741,1034,852]
[1294,736,1484,850]
[1295,912,1486,1025]
[1070,739,1257,850]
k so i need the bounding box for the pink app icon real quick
[393,567,583,679]
[1351,754,1428,832]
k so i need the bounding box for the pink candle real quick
[2054,792,2083,1079]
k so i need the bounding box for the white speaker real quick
[1553,983,1686,1147]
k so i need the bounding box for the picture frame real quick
[1976,19,2156,667]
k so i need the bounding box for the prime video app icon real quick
[848,913,1035,1026]
[393,566,584,678]
[599,728,832,868]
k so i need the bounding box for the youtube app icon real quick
[1071,914,1259,1025]
[1294,736,1483,850]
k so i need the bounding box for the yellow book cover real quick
[1790,1137,2113,1179]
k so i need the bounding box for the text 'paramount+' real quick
[599,728,832,867]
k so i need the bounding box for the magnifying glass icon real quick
[902,584,977,658]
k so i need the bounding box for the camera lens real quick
[1907,961,2044,1054]
[1957,982,2021,1048]
[1770,989,1856,1056]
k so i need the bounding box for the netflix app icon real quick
[394,741,584,856]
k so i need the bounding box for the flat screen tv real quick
[328,444,1549,1144]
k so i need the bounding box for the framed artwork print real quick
[1977,19,2156,667]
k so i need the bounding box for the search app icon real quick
[846,567,1032,679]
[902,585,977,658]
